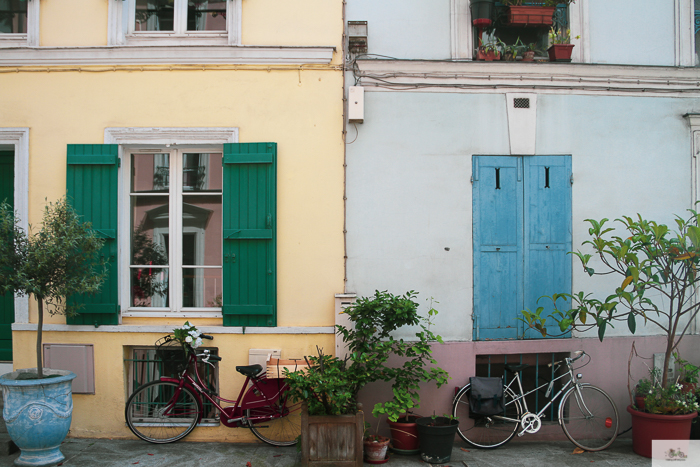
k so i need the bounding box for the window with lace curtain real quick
[110,0,240,46]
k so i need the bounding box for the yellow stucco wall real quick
[2,0,345,442]
[2,66,344,328]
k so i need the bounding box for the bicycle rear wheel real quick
[452,383,522,449]
[125,380,202,444]
[558,384,619,451]
[247,396,302,446]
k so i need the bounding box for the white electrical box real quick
[348,86,364,123]
[249,348,281,376]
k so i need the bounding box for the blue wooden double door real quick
[473,155,571,340]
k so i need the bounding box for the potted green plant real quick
[0,198,106,466]
[547,27,578,61]
[285,291,449,465]
[521,210,700,457]
[477,37,503,61]
[500,0,574,27]
[503,37,525,61]
[522,42,539,61]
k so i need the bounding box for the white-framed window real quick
[109,0,241,46]
[122,147,223,316]
[0,0,39,47]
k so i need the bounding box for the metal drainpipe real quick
[342,0,348,293]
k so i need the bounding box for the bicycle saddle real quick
[236,364,263,377]
[505,363,529,373]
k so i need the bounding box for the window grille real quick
[125,346,220,423]
[476,352,568,422]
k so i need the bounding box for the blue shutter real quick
[523,156,571,339]
[66,144,119,326]
[473,156,523,340]
[473,155,571,340]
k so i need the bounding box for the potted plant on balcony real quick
[477,37,503,61]
[521,210,700,457]
[500,0,571,27]
[470,0,496,27]
[0,198,106,466]
[547,27,578,62]
[285,291,449,465]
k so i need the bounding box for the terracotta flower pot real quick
[547,44,574,62]
[627,405,698,458]
[522,51,535,62]
[506,6,556,27]
[364,435,390,463]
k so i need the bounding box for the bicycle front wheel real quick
[247,396,302,446]
[125,380,202,444]
[558,384,619,451]
[452,383,522,449]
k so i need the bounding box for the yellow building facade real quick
[0,0,344,441]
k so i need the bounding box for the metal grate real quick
[476,352,568,422]
[513,98,530,109]
[125,346,220,422]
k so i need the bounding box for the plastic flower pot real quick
[506,6,556,27]
[470,0,495,27]
[0,369,76,467]
[416,416,459,464]
[627,405,698,458]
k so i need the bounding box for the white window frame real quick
[124,147,223,315]
[0,0,39,48]
[108,0,241,46]
[105,127,237,318]
[0,128,29,324]
[450,0,588,62]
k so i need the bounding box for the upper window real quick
[127,149,223,312]
[0,0,38,47]
[472,2,569,61]
[0,0,27,34]
[109,0,240,46]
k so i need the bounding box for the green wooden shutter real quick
[66,144,119,326]
[0,151,14,359]
[222,143,276,327]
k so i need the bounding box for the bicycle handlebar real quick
[548,350,585,368]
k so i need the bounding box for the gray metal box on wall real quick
[43,344,95,394]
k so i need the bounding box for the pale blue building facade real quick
[344,0,700,433]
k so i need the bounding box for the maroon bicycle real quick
[125,334,302,445]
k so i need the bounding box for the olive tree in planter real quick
[521,211,700,457]
[0,199,106,466]
[285,291,449,465]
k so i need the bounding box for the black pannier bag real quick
[469,376,505,416]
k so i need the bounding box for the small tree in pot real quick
[0,198,106,466]
[521,211,700,456]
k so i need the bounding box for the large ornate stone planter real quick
[0,369,76,467]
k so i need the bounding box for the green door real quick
[0,151,14,360]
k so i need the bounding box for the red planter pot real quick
[547,44,574,62]
[507,6,556,27]
[388,416,420,454]
[627,405,698,458]
[477,50,501,61]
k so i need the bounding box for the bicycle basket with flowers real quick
[155,322,204,372]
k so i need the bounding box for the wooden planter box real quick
[506,6,556,27]
[301,407,363,467]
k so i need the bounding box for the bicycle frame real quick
[496,355,589,430]
[159,351,291,428]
